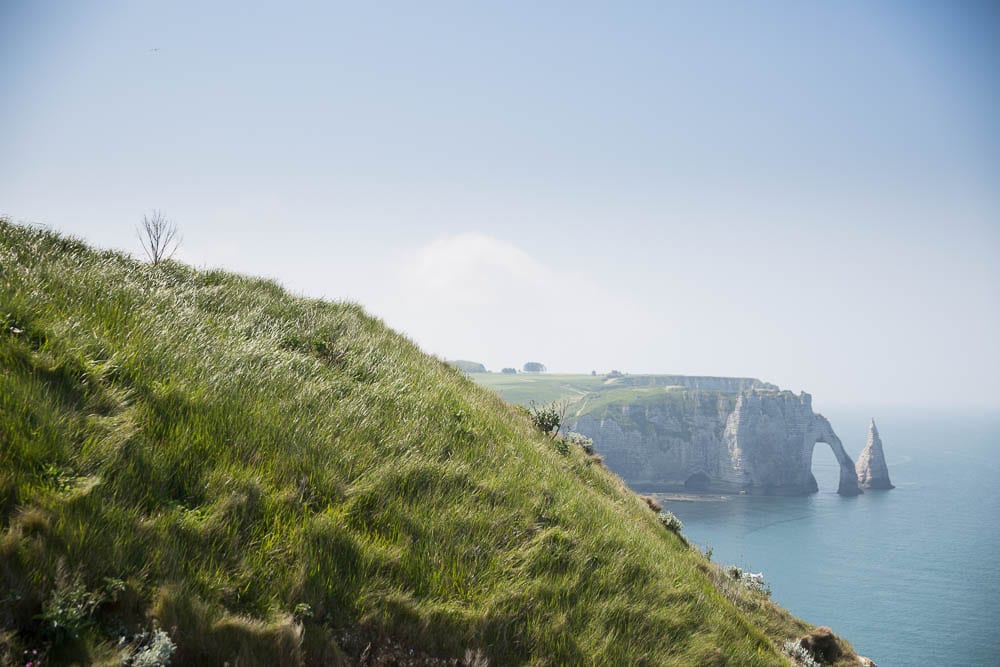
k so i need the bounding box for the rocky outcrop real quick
[567,387,862,496]
[855,419,894,489]
[796,626,842,664]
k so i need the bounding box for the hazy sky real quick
[2,1,998,410]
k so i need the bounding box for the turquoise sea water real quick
[661,409,1000,667]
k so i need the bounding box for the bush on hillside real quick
[38,573,102,645]
[727,566,769,596]
[658,511,684,533]
[528,401,566,439]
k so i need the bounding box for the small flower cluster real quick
[23,649,42,667]
[781,639,821,667]
[726,566,769,595]
[658,511,684,533]
[126,628,176,667]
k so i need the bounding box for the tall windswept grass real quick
[0,219,857,665]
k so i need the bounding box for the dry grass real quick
[641,495,663,513]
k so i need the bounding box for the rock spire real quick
[855,419,894,489]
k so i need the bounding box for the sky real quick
[2,1,998,410]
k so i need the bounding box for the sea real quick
[658,408,1000,667]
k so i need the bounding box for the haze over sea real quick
[660,408,1000,666]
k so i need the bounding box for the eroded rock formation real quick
[568,385,862,496]
[855,419,894,489]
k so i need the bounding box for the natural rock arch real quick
[568,386,866,496]
[810,416,862,496]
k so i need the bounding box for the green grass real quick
[470,374,769,417]
[0,220,857,666]
[470,374,611,406]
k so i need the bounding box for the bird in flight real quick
[148,48,160,53]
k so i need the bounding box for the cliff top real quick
[473,372,777,407]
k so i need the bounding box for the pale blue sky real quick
[2,1,998,409]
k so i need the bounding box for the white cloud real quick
[376,233,663,373]
[399,233,565,309]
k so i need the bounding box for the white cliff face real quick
[855,419,894,489]
[571,392,740,491]
[568,388,862,496]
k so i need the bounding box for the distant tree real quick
[449,360,487,373]
[137,210,181,265]
[591,370,597,376]
[523,362,546,373]
[501,367,518,374]
[606,369,623,378]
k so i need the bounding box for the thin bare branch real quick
[136,210,182,265]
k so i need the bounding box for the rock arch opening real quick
[811,419,862,496]
[810,444,841,492]
[684,472,711,492]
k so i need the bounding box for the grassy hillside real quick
[0,220,856,666]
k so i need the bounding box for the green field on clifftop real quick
[0,220,856,666]
[471,373,749,419]
[470,374,610,406]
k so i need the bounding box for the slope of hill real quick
[0,220,858,665]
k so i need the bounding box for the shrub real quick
[658,511,683,533]
[38,576,101,645]
[128,628,177,667]
[528,401,566,439]
[501,367,517,374]
[727,566,769,595]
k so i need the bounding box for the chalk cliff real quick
[856,419,894,489]
[568,386,862,496]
